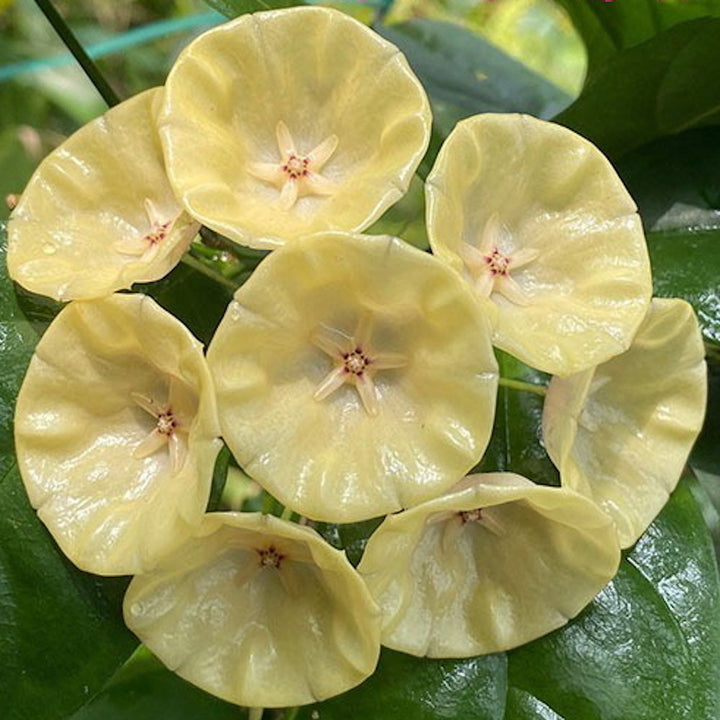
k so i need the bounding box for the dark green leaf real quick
[508,476,720,720]
[646,228,720,347]
[557,18,720,158]
[138,258,234,347]
[0,229,137,720]
[69,646,245,720]
[296,477,720,720]
[377,18,571,140]
[691,360,720,477]
[297,650,507,720]
[554,0,720,81]
[617,127,720,234]
[202,0,305,19]
[474,351,558,486]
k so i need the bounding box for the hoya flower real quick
[542,298,707,548]
[14,293,221,575]
[207,232,498,523]
[158,6,431,249]
[426,113,652,376]
[357,473,620,657]
[7,88,200,301]
[124,512,381,707]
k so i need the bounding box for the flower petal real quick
[14,293,221,575]
[159,6,431,248]
[358,473,621,657]
[542,298,707,547]
[123,512,381,707]
[207,232,498,523]
[426,113,652,375]
[7,88,199,301]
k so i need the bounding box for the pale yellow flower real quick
[158,6,431,249]
[7,88,199,301]
[357,473,620,657]
[542,298,707,548]
[14,293,221,575]
[124,512,381,707]
[206,232,498,523]
[426,113,652,376]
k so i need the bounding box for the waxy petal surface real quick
[14,294,221,574]
[8,88,199,301]
[124,512,381,707]
[543,298,707,547]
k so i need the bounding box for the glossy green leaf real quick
[646,228,720,347]
[139,255,235,347]
[554,0,720,81]
[508,476,720,720]
[297,476,720,720]
[617,127,720,234]
[297,650,507,720]
[692,361,720,477]
[202,0,305,19]
[377,18,571,139]
[557,18,720,158]
[69,646,245,720]
[0,228,137,720]
[474,351,558,486]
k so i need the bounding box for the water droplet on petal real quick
[42,243,57,255]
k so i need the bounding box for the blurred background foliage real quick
[0,0,585,221]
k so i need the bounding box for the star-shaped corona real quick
[249,121,338,210]
[311,313,406,416]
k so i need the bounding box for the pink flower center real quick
[282,154,310,180]
[343,348,371,376]
[257,545,285,569]
[484,247,511,276]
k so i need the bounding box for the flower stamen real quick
[131,392,187,471]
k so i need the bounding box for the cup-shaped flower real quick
[7,88,200,301]
[14,293,221,575]
[158,6,431,249]
[542,298,707,548]
[426,113,652,376]
[357,473,620,657]
[123,512,381,707]
[207,232,498,523]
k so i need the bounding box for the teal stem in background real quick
[1,11,224,83]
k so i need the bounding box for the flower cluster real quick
[8,5,707,711]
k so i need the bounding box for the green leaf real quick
[138,257,235,347]
[616,127,720,234]
[554,0,720,82]
[69,646,246,720]
[475,351,558,486]
[297,651,507,720]
[557,18,720,158]
[508,476,720,720]
[0,228,137,720]
[202,0,305,19]
[692,360,720,477]
[297,477,720,720]
[646,228,720,347]
[377,17,572,140]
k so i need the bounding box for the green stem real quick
[498,377,547,397]
[280,505,293,521]
[283,707,299,720]
[34,0,120,107]
[180,254,239,293]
